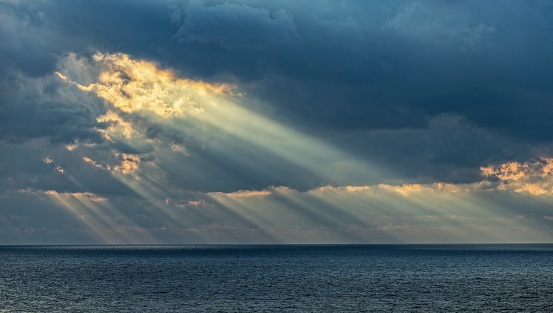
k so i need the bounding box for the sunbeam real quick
[42,52,553,244]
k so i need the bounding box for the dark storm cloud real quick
[0,76,105,144]
[140,0,553,149]
[2,0,553,244]
[0,2,103,145]
[161,0,553,184]
[1,0,553,195]
[172,1,297,50]
[0,2,56,76]
[4,0,553,136]
[328,114,536,184]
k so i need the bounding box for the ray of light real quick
[57,52,391,242]
[61,52,387,186]
[209,181,553,243]
[45,191,117,243]
[53,52,553,244]
[194,94,386,186]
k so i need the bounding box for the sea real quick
[1,244,552,312]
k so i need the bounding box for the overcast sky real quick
[2,0,553,244]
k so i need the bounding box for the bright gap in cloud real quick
[51,52,553,244]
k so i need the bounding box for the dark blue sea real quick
[1,244,552,312]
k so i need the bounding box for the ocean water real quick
[1,244,552,312]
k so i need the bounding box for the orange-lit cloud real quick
[57,52,385,197]
[42,156,54,164]
[481,157,553,195]
[113,153,140,174]
[45,190,108,202]
[61,53,234,118]
[481,158,553,181]
[308,183,476,198]
[223,189,273,198]
[206,179,553,243]
[83,156,105,169]
[96,110,136,141]
[83,154,140,175]
[52,52,553,243]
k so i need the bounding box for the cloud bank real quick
[1,0,553,244]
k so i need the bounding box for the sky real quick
[1,0,553,244]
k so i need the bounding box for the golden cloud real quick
[82,153,140,175]
[222,189,273,198]
[64,53,234,118]
[481,157,553,195]
[45,190,108,202]
[113,153,140,174]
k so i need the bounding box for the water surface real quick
[1,244,552,312]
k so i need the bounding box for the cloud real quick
[221,189,273,198]
[59,52,233,119]
[44,190,108,202]
[0,1,57,76]
[5,0,550,140]
[53,52,391,193]
[0,70,105,144]
[481,157,553,195]
[384,0,495,50]
[325,113,536,184]
[206,177,553,243]
[172,0,298,50]
[2,0,553,244]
